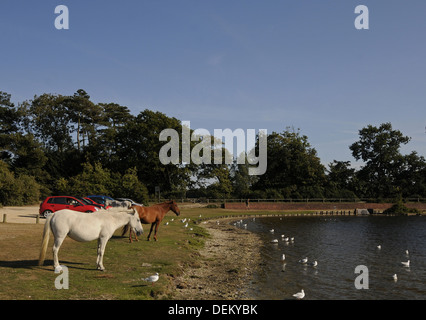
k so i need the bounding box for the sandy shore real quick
[172,218,262,300]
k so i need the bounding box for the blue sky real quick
[1,0,425,167]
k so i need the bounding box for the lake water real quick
[238,215,426,300]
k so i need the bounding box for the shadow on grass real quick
[0,259,85,270]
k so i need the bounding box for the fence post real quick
[2,214,6,223]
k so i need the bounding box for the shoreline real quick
[172,218,262,300]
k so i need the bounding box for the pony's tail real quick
[38,214,53,266]
[121,224,130,237]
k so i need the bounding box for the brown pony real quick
[122,200,180,242]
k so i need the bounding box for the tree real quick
[325,160,357,198]
[0,92,48,194]
[0,91,21,135]
[117,109,193,194]
[0,91,22,162]
[253,128,326,198]
[66,90,99,152]
[350,123,411,198]
[230,158,257,198]
[394,151,426,198]
[28,93,74,153]
[115,167,149,205]
[66,161,114,196]
[95,102,134,171]
[0,160,40,206]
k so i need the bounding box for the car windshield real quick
[76,197,92,205]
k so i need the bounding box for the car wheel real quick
[43,210,53,218]
[85,210,93,213]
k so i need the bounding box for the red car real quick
[39,196,99,218]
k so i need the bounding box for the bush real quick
[384,197,420,215]
[114,167,149,205]
[0,161,41,205]
[51,163,149,205]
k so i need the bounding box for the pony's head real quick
[168,200,180,216]
[129,209,144,236]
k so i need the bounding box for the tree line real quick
[1,89,425,206]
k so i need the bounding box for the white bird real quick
[165,222,169,226]
[281,234,285,238]
[283,237,289,242]
[269,229,274,233]
[298,257,308,264]
[143,273,159,285]
[401,260,410,267]
[281,254,286,261]
[290,237,294,241]
[405,250,409,255]
[308,260,318,267]
[293,289,305,300]
[184,223,188,228]
[392,274,398,281]
[377,245,381,249]
[271,239,279,243]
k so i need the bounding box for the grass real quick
[0,207,312,300]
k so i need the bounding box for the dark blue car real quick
[86,195,115,206]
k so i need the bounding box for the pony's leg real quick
[129,228,139,242]
[97,237,108,271]
[153,222,159,241]
[52,235,66,272]
[147,223,155,241]
[96,239,101,266]
[129,229,133,243]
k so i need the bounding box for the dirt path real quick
[0,206,42,224]
[173,218,262,300]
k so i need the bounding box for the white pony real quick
[38,208,143,271]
